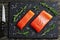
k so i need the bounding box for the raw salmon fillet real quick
[31,10,53,32]
[17,10,35,30]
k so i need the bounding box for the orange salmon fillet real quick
[31,10,53,32]
[17,10,35,30]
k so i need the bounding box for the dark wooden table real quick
[0,0,60,40]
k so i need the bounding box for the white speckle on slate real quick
[19,16,21,18]
[16,9,19,12]
[30,30,33,32]
[28,4,32,8]
[31,32,35,36]
[10,23,13,26]
[50,34,53,37]
[48,11,51,13]
[20,2,24,5]
[37,34,40,37]
[16,18,19,22]
[53,33,56,35]
[14,26,16,30]
[36,11,39,14]
[2,27,3,30]
[53,33,57,37]
[49,23,53,26]
[26,27,30,30]
[11,4,17,9]
[44,27,47,30]
[53,4,56,7]
[23,12,25,15]
[13,33,14,35]
[49,21,54,25]
[16,3,18,5]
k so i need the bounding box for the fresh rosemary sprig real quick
[17,31,29,35]
[40,2,58,16]
[41,24,56,36]
[22,31,29,35]
[33,6,39,10]
[13,5,27,22]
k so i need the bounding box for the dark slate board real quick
[8,1,58,38]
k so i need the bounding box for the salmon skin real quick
[17,10,35,30]
[31,10,53,32]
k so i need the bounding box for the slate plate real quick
[8,1,58,38]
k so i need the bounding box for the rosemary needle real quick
[17,31,29,35]
[40,2,58,16]
[13,5,27,22]
[33,6,39,10]
[41,24,56,36]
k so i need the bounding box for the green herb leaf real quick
[33,6,39,10]
[13,5,27,22]
[41,24,56,36]
[40,2,58,16]
[17,31,29,35]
